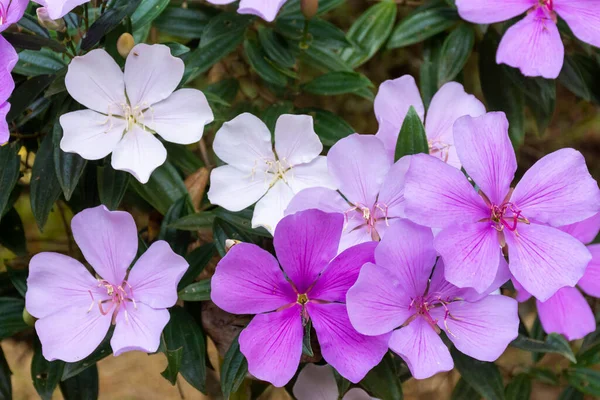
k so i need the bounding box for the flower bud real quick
[36,7,65,32]
[117,33,135,58]
[23,308,36,327]
[301,0,319,20]
[225,239,241,252]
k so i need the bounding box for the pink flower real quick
[347,220,519,380]
[32,0,90,20]
[374,75,486,165]
[206,0,288,22]
[0,0,28,33]
[403,112,600,301]
[456,0,600,79]
[25,206,188,362]
[60,44,214,183]
[514,213,600,340]
[211,209,389,387]
[0,34,17,145]
[286,134,408,252]
[293,364,374,400]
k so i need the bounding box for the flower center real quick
[405,293,459,336]
[120,103,145,130]
[489,202,528,232]
[428,140,452,163]
[88,279,137,323]
[540,0,553,11]
[297,293,309,305]
[343,202,390,241]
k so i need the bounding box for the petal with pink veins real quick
[536,286,595,341]
[377,156,411,219]
[455,0,535,24]
[559,213,600,244]
[111,302,170,356]
[554,0,600,48]
[578,244,600,298]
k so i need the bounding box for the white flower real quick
[207,113,335,233]
[293,364,376,400]
[60,44,214,183]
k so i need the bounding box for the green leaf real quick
[567,367,600,397]
[163,142,204,175]
[0,143,21,220]
[97,164,129,211]
[62,333,112,381]
[178,279,211,302]
[506,71,556,135]
[129,162,187,215]
[178,243,216,291]
[360,353,403,400]
[437,24,474,84]
[301,43,353,72]
[297,108,354,147]
[0,209,27,257]
[302,320,314,357]
[279,0,345,17]
[59,364,99,400]
[221,333,248,399]
[558,386,584,400]
[161,347,183,385]
[333,369,351,398]
[163,42,190,57]
[159,196,193,256]
[131,0,170,29]
[302,71,372,96]
[451,378,480,400]
[32,341,65,400]
[163,307,207,393]
[420,35,443,108]
[7,264,27,297]
[13,49,66,76]
[3,32,66,53]
[451,348,504,400]
[201,12,253,49]
[258,27,296,69]
[53,114,86,201]
[0,347,11,400]
[154,7,214,39]
[0,298,28,340]
[577,340,600,366]
[214,208,271,238]
[31,134,63,231]
[262,102,294,133]
[276,18,349,49]
[510,333,576,363]
[559,54,600,104]
[81,0,142,50]
[213,217,262,257]
[395,106,428,161]
[388,7,459,49]
[17,13,50,37]
[340,1,397,67]
[169,211,216,231]
[505,374,532,400]
[6,74,55,123]
[479,30,525,147]
[245,36,289,87]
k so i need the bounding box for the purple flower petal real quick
[309,241,377,303]
[404,154,489,228]
[378,156,411,219]
[239,305,303,387]
[432,295,519,362]
[537,287,595,341]
[0,35,17,102]
[293,364,339,400]
[375,220,436,298]
[0,0,29,32]
[346,262,413,336]
[285,187,349,215]
[211,243,296,314]
[512,278,533,302]
[127,241,188,309]
[505,223,591,301]
[238,0,288,22]
[554,0,600,48]
[339,225,373,253]
[427,258,465,301]
[511,148,600,227]
[455,0,535,24]
[461,256,512,302]
[434,223,501,293]
[111,302,170,356]
[388,317,453,380]
[307,302,389,383]
[274,210,343,293]
[274,114,322,167]
[578,244,600,297]
[496,8,564,79]
[425,82,486,169]
[0,102,10,145]
[374,75,424,156]
[71,205,138,286]
[453,113,516,205]
[559,213,600,244]
[328,134,392,208]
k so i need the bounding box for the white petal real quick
[124,44,184,108]
[274,114,322,166]
[286,156,336,193]
[111,124,167,184]
[143,88,214,145]
[65,49,126,115]
[293,364,339,400]
[60,110,126,160]
[252,180,295,234]
[207,165,271,211]
[213,112,275,171]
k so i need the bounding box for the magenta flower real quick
[514,213,600,340]
[403,112,600,301]
[211,209,389,387]
[206,0,288,22]
[25,206,188,362]
[347,220,519,380]
[286,134,408,251]
[374,75,486,165]
[0,34,17,144]
[0,0,28,33]
[456,0,600,79]
[33,0,90,20]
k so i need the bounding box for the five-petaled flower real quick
[0,34,17,145]
[25,205,188,362]
[456,0,600,79]
[403,111,600,301]
[60,44,214,183]
[347,220,519,380]
[293,364,374,400]
[207,112,335,233]
[211,209,390,387]
[374,75,486,167]
[286,134,408,251]
[206,0,288,22]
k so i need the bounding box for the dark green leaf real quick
[296,108,354,147]
[154,7,214,39]
[0,347,11,400]
[7,75,55,123]
[163,307,207,393]
[201,12,253,49]
[395,106,428,161]
[245,36,289,87]
[558,386,584,400]
[13,49,66,76]
[340,1,397,67]
[0,209,27,257]
[0,298,28,340]
[3,32,66,52]
[59,364,99,400]
[204,79,240,104]
[178,279,211,302]
[302,71,372,96]
[258,27,296,69]
[161,347,183,385]
[451,348,504,400]
[32,341,65,400]
[61,332,113,381]
[577,339,600,366]
[262,102,294,133]
[360,353,403,400]
[221,333,248,399]
[437,24,474,84]
[567,367,600,397]
[301,43,353,72]
[214,208,271,238]
[81,0,142,50]
[388,7,459,49]
[129,162,187,215]
[53,115,86,201]
[333,369,351,398]
[505,374,532,400]
[17,13,49,37]
[559,54,600,104]
[31,134,62,231]
[506,72,555,135]
[178,243,216,291]
[163,142,204,176]
[97,164,129,211]
[510,333,576,363]
[276,18,348,49]
[451,378,480,400]
[0,143,21,219]
[159,196,193,256]
[302,320,314,357]
[44,67,67,98]
[131,0,170,29]
[7,264,27,298]
[420,35,443,108]
[528,367,559,386]
[163,42,190,57]
[169,211,216,231]
[279,0,345,18]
